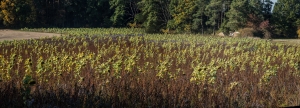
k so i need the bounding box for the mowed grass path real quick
[0,29,60,42]
[1,29,299,47]
[272,39,300,46]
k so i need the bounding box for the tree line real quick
[0,0,299,38]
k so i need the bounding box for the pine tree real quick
[262,0,273,19]
[168,0,197,33]
[16,0,36,27]
[110,0,126,26]
[86,0,112,27]
[225,0,248,31]
[192,0,209,34]
[137,0,171,33]
[219,0,233,34]
[110,0,141,27]
[272,0,300,38]
[205,0,223,35]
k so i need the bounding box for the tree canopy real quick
[0,0,299,38]
[272,0,300,38]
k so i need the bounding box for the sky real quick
[271,0,277,11]
[271,0,277,3]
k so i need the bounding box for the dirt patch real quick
[0,29,61,42]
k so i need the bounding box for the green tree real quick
[70,0,89,27]
[168,0,197,33]
[262,0,273,19]
[110,0,126,26]
[225,0,248,31]
[86,0,112,27]
[191,0,209,34]
[247,0,264,29]
[272,0,300,38]
[35,0,112,27]
[110,0,141,27]
[219,0,233,34]
[205,0,223,35]
[137,0,171,33]
[16,0,36,27]
[33,0,76,27]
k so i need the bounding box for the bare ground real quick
[0,29,61,42]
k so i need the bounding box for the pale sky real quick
[271,0,277,11]
[271,0,277,2]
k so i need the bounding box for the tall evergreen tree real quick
[34,0,67,27]
[69,0,89,27]
[219,0,233,34]
[262,0,273,19]
[137,0,171,33]
[205,0,223,35]
[192,0,209,34]
[110,0,126,26]
[272,0,300,38]
[110,0,140,27]
[168,0,197,33]
[225,0,248,31]
[86,0,112,27]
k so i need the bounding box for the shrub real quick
[238,28,256,37]
[259,20,272,39]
